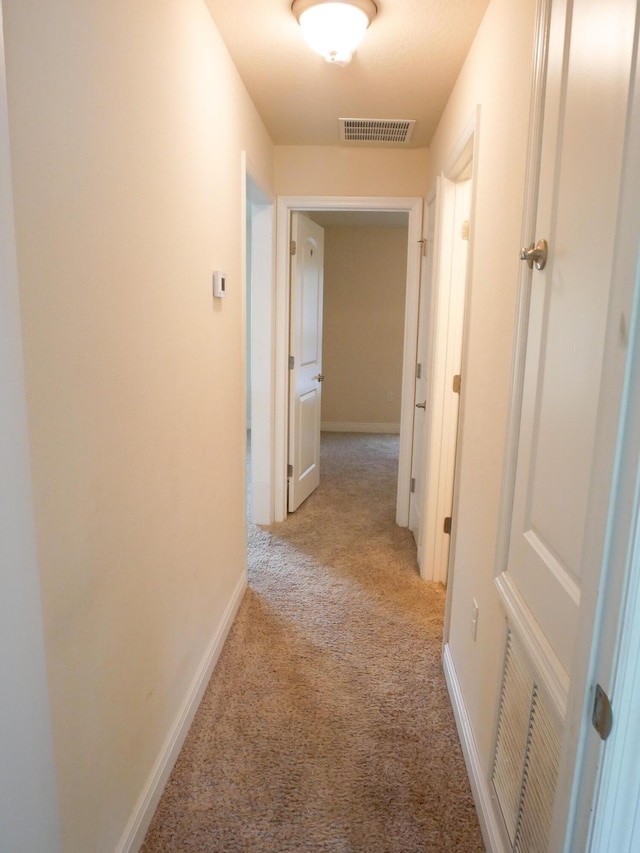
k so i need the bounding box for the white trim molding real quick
[0,3,62,845]
[116,571,247,853]
[569,23,640,842]
[243,154,276,526]
[589,492,640,850]
[443,643,508,853]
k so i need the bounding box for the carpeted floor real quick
[141,433,484,852]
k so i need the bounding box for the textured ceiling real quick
[204,0,491,148]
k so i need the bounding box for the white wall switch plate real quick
[213,270,227,298]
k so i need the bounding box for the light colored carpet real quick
[141,433,484,852]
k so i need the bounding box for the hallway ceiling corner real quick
[203,0,491,149]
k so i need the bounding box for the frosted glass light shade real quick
[292,0,377,65]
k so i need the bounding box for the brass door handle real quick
[519,239,548,270]
[415,401,426,409]
[314,374,326,382]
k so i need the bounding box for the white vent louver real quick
[339,118,416,144]
[492,630,562,852]
[515,693,562,851]
[493,633,532,842]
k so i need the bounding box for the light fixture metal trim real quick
[292,0,377,19]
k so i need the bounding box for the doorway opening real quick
[288,208,410,513]
[275,196,423,525]
[415,116,477,587]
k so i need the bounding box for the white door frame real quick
[0,2,62,845]
[421,110,478,588]
[408,191,438,557]
[562,13,640,847]
[275,195,423,524]
[242,155,275,525]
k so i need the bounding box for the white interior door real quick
[409,198,435,550]
[423,177,471,583]
[288,213,324,512]
[503,0,636,677]
[495,3,638,847]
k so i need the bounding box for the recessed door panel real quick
[506,0,635,673]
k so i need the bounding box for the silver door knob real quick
[314,374,326,382]
[519,239,548,270]
[415,401,426,409]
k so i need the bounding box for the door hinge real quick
[592,684,613,740]
[461,220,470,241]
[453,374,461,394]
[287,463,293,478]
[416,362,422,380]
[290,240,297,256]
[410,477,416,494]
[418,238,427,257]
[289,356,295,370]
[443,516,452,535]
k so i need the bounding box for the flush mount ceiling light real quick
[292,0,377,66]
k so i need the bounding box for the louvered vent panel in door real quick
[492,630,533,843]
[515,690,562,852]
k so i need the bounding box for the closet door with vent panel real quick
[494,0,638,849]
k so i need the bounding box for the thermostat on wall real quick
[213,270,227,298]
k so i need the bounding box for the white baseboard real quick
[321,421,400,434]
[442,643,507,853]
[116,570,248,853]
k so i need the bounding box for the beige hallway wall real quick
[3,0,273,850]
[321,225,408,431]
[428,0,538,775]
[275,145,431,198]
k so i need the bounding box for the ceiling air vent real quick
[339,118,416,145]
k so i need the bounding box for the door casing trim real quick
[243,155,276,525]
[275,195,423,523]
